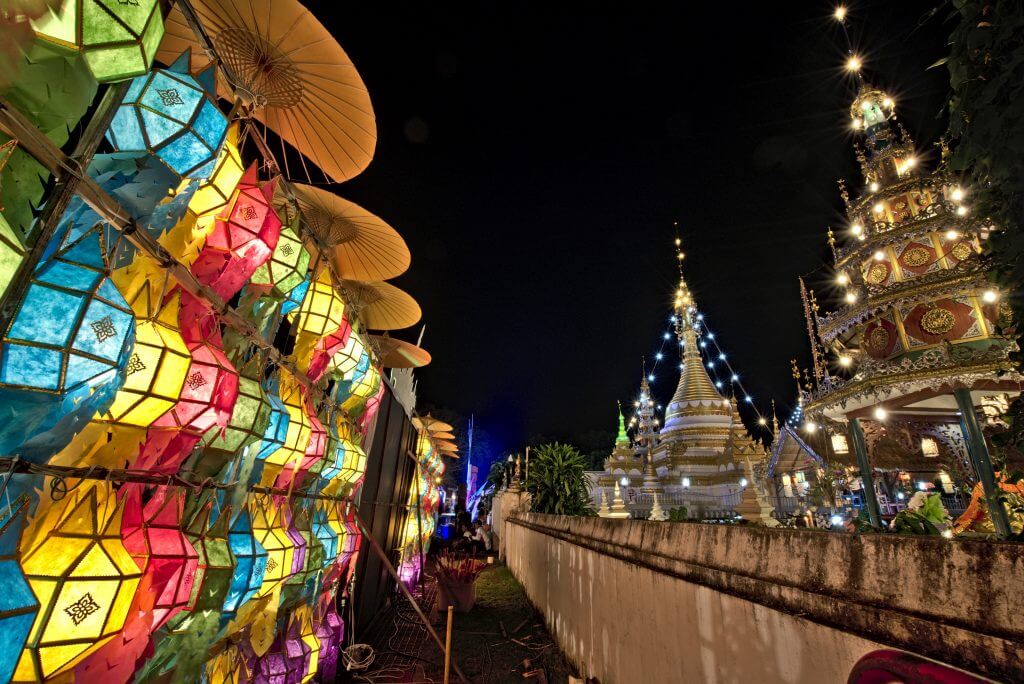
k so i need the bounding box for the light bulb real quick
[882,97,893,108]
[903,157,916,169]
[739,478,748,487]
[837,273,850,286]
[845,292,857,304]
[834,6,847,21]
[758,417,767,426]
[852,223,863,236]
[805,422,817,433]
[731,373,738,381]
[873,406,888,421]
[873,202,885,214]
[951,187,964,202]
[675,238,682,246]
[656,352,663,360]
[846,55,862,72]
[946,230,959,240]
[874,250,885,261]
[982,289,998,303]
[719,353,726,360]
[682,477,690,488]
[830,514,844,527]
[839,355,852,367]
[957,206,968,216]
[869,182,880,192]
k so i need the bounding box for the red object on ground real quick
[847,649,989,684]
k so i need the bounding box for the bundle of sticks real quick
[436,551,487,584]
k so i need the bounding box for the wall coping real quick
[507,512,1024,681]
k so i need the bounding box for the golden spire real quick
[668,274,722,407]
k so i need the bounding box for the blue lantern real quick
[0,221,135,460]
[223,509,267,618]
[0,498,39,683]
[252,381,290,481]
[279,274,311,318]
[106,50,227,180]
[312,508,339,567]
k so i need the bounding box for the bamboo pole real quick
[443,605,454,684]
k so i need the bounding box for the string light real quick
[951,187,965,202]
[982,289,999,303]
[846,55,862,72]
[833,6,847,21]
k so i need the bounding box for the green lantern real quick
[194,357,272,480]
[31,0,165,83]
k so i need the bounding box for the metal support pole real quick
[443,605,454,684]
[848,418,881,527]
[953,388,1011,538]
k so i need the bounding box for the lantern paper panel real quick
[274,399,326,491]
[15,483,143,681]
[191,165,281,300]
[311,509,339,568]
[313,604,343,682]
[306,317,352,383]
[248,213,311,301]
[0,222,135,462]
[196,358,272,481]
[31,0,165,82]
[0,498,39,684]
[252,381,290,487]
[260,374,313,486]
[106,51,226,180]
[279,274,312,318]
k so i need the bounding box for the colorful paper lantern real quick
[252,380,290,486]
[280,273,311,317]
[312,508,339,568]
[340,351,381,415]
[184,500,234,613]
[323,325,365,381]
[274,399,326,490]
[0,222,135,461]
[205,645,247,684]
[191,164,281,299]
[290,269,346,376]
[197,357,273,480]
[249,212,311,300]
[0,499,39,684]
[251,496,295,597]
[306,317,352,383]
[261,373,313,485]
[106,51,226,179]
[223,509,267,618]
[135,292,239,475]
[31,0,164,82]
[313,604,343,681]
[15,484,143,681]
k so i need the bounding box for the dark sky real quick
[311,1,950,452]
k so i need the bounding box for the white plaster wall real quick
[505,520,887,684]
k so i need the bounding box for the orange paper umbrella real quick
[289,185,410,281]
[434,440,458,452]
[157,0,376,182]
[431,432,456,441]
[342,280,420,331]
[369,334,431,369]
[414,415,453,433]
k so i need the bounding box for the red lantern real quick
[191,164,281,300]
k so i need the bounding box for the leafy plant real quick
[525,442,594,516]
[889,493,951,536]
[668,507,688,522]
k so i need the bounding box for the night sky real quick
[311,1,950,453]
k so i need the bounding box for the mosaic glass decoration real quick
[106,51,227,179]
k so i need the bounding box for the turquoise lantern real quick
[312,508,339,567]
[0,498,39,683]
[106,50,227,180]
[223,509,268,618]
[0,221,134,460]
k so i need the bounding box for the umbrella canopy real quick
[431,432,456,441]
[413,416,453,433]
[369,335,431,369]
[286,185,409,281]
[434,440,458,452]
[157,0,376,183]
[341,280,420,331]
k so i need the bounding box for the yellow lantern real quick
[337,422,369,494]
[291,269,346,375]
[160,124,244,267]
[341,361,381,415]
[261,373,312,485]
[251,496,295,597]
[205,644,247,684]
[15,483,143,681]
[325,326,365,379]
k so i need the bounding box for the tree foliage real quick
[944,1,1024,441]
[526,442,594,516]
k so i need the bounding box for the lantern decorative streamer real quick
[15,484,143,681]
[106,50,227,180]
[0,222,135,461]
[31,0,164,82]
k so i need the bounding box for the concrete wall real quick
[490,489,531,560]
[505,513,1024,684]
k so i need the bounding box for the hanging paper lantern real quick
[288,609,319,683]
[0,222,134,461]
[249,213,311,300]
[184,499,234,613]
[121,485,200,628]
[251,496,296,598]
[31,0,164,82]
[274,398,326,491]
[280,507,317,609]
[313,604,343,681]
[223,509,267,618]
[252,380,290,487]
[15,484,143,681]
[312,508,339,568]
[307,317,352,383]
[106,51,226,179]
[290,269,346,376]
[324,325,365,382]
[135,292,239,475]
[280,274,312,318]
[191,165,281,300]
[205,645,248,684]
[340,353,381,415]
[336,422,369,495]
[197,357,273,480]
[261,373,313,485]
[0,499,39,684]
[358,381,387,434]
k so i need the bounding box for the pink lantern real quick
[135,292,239,474]
[306,318,352,383]
[191,164,281,300]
